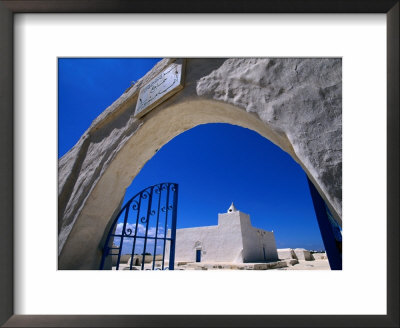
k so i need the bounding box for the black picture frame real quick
[0,1,398,327]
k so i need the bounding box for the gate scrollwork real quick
[99,182,178,271]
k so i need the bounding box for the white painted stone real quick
[277,248,297,260]
[58,58,342,269]
[126,254,158,267]
[294,248,313,261]
[311,252,327,260]
[177,261,288,270]
[166,204,278,263]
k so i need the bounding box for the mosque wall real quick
[169,205,278,264]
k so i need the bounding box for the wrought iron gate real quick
[100,183,178,270]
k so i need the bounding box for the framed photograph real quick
[0,1,398,327]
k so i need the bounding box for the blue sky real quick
[58,58,325,253]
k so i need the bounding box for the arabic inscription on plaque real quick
[134,61,184,118]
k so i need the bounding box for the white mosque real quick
[167,203,279,263]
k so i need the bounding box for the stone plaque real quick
[134,60,185,118]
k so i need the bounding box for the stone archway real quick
[58,58,341,269]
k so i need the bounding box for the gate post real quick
[168,184,178,270]
[307,177,342,270]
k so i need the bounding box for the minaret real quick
[218,202,251,227]
[227,202,238,213]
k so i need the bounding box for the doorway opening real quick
[112,123,340,270]
[196,250,202,263]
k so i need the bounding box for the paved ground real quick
[278,259,330,270]
[112,259,331,270]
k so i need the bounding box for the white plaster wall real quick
[239,212,260,262]
[260,230,279,262]
[215,212,246,262]
[239,212,278,262]
[167,222,244,263]
[169,210,278,264]
[218,211,249,226]
[169,226,218,262]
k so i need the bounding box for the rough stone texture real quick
[58,58,341,269]
[287,259,299,266]
[196,58,342,220]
